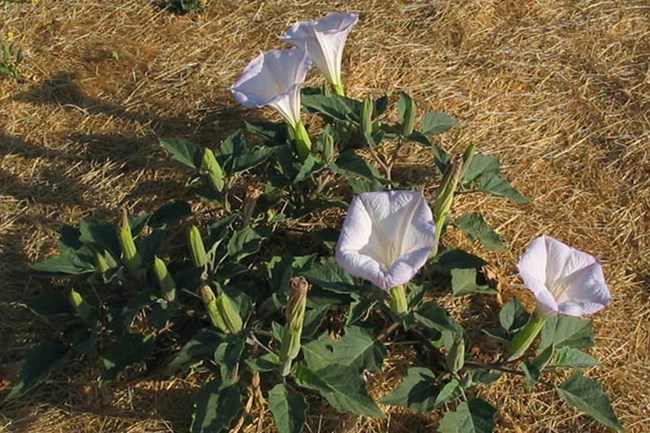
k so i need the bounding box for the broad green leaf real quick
[347,177,385,194]
[294,153,324,183]
[300,257,358,294]
[226,226,265,261]
[540,314,594,350]
[245,120,288,145]
[213,337,245,385]
[268,384,308,433]
[478,175,528,204]
[455,213,506,251]
[553,348,601,369]
[434,379,462,407]
[246,352,281,372]
[191,382,242,433]
[381,367,440,412]
[160,137,201,169]
[499,297,530,333]
[438,398,497,433]
[347,294,378,326]
[434,248,487,269]
[415,302,464,349]
[150,200,191,228]
[556,375,623,431]
[450,269,495,297]
[472,370,502,385]
[79,218,120,254]
[331,149,381,180]
[461,154,528,204]
[24,294,73,316]
[301,93,361,123]
[294,363,384,418]
[5,341,70,401]
[302,306,330,339]
[165,328,222,376]
[100,333,154,382]
[30,249,96,275]
[302,326,386,373]
[233,145,279,172]
[421,111,460,136]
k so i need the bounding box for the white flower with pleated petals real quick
[335,191,436,291]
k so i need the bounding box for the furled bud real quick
[361,97,374,138]
[433,155,464,226]
[187,225,208,268]
[446,338,466,373]
[199,285,228,333]
[201,147,225,192]
[460,143,476,181]
[322,128,335,164]
[280,276,311,376]
[94,250,111,273]
[153,256,176,302]
[69,288,96,324]
[400,93,417,137]
[215,292,243,334]
[117,209,142,278]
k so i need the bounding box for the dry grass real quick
[1,0,649,432]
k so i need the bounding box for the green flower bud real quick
[446,338,465,373]
[117,209,142,277]
[291,121,312,161]
[199,285,227,333]
[69,288,95,324]
[400,93,417,137]
[153,256,176,302]
[280,276,310,376]
[187,225,208,268]
[460,143,476,181]
[201,147,225,192]
[433,156,464,225]
[94,250,111,273]
[361,97,374,138]
[215,292,243,334]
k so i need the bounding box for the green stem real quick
[506,315,547,361]
[292,121,312,161]
[332,80,345,96]
[390,285,408,316]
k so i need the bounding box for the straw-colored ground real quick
[1,1,648,432]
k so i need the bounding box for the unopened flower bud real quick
[361,97,374,138]
[433,156,464,225]
[400,93,417,137]
[201,147,225,192]
[199,285,228,333]
[94,250,111,273]
[153,256,176,302]
[280,276,311,376]
[117,209,142,277]
[188,225,208,268]
[69,288,95,324]
[216,292,243,334]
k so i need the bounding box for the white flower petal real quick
[335,191,436,290]
[543,235,596,286]
[555,262,611,316]
[517,236,548,288]
[280,12,358,86]
[532,283,560,318]
[230,48,311,125]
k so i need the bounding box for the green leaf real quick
[556,375,623,431]
[294,153,324,182]
[421,111,460,136]
[435,379,462,407]
[301,93,361,123]
[438,398,497,433]
[24,294,73,316]
[302,326,387,373]
[294,363,384,418]
[381,367,440,412]
[302,306,330,340]
[331,150,381,180]
[461,155,528,204]
[553,348,601,369]
[540,314,594,350]
[450,268,495,296]
[268,384,308,433]
[455,213,506,251]
[246,352,281,372]
[226,226,265,261]
[472,370,502,385]
[434,248,487,269]
[5,341,70,401]
[478,175,529,204]
[165,328,222,375]
[160,137,201,169]
[79,218,120,254]
[191,382,243,433]
[30,249,96,275]
[245,120,289,145]
[150,200,191,228]
[498,297,530,333]
[300,257,358,294]
[347,294,378,326]
[100,333,154,382]
[213,336,245,385]
[415,302,464,349]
